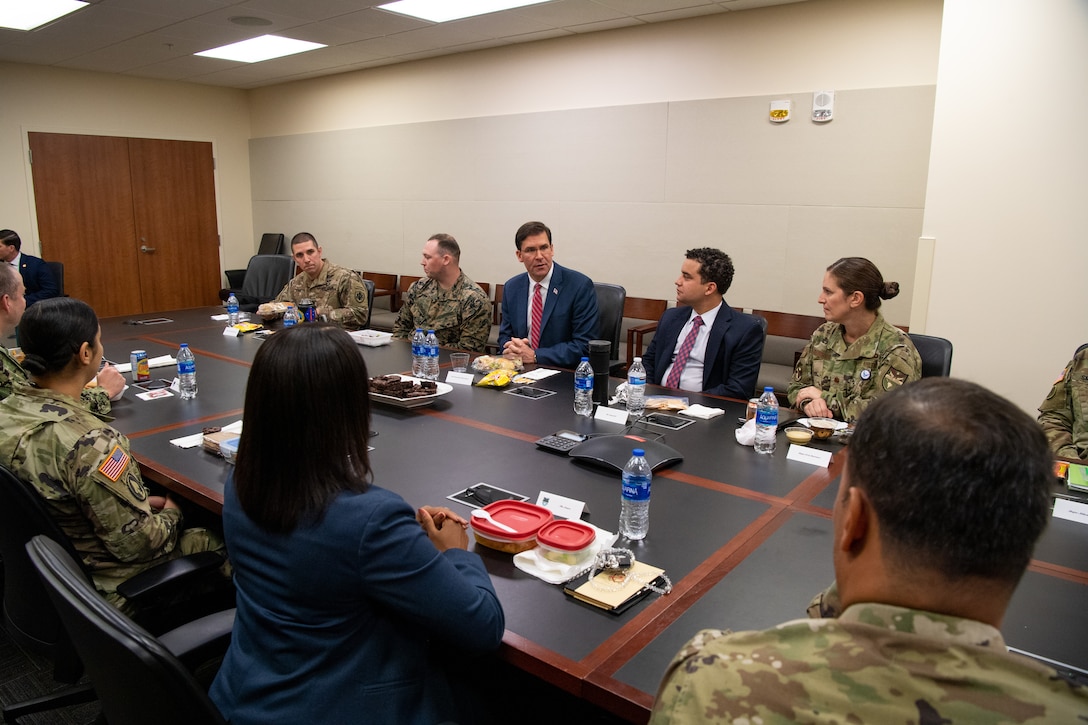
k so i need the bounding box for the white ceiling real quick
[0,0,808,89]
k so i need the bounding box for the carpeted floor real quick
[0,623,99,725]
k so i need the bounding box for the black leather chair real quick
[219,254,296,312]
[27,536,233,725]
[908,333,953,378]
[224,233,287,289]
[0,466,93,722]
[0,464,228,723]
[363,278,375,329]
[593,283,626,374]
[44,260,65,297]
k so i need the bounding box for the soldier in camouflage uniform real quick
[0,264,120,415]
[274,232,369,330]
[0,298,224,613]
[787,257,921,422]
[1038,344,1088,460]
[392,234,491,351]
[652,379,1087,723]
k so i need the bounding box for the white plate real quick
[369,376,453,409]
[796,417,848,430]
[349,330,393,347]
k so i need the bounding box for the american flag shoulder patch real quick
[98,446,130,482]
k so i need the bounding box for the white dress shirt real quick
[661,302,722,392]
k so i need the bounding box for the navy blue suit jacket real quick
[18,254,59,306]
[498,262,599,368]
[643,303,765,400]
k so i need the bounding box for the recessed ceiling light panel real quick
[0,0,88,31]
[195,34,326,63]
[378,0,552,24]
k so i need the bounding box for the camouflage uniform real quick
[1,345,111,416]
[787,313,921,422]
[1038,345,1088,460]
[275,260,369,331]
[392,271,491,352]
[651,602,1088,724]
[0,385,224,612]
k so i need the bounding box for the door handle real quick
[140,245,156,253]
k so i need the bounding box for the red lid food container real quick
[535,519,596,565]
[470,500,553,554]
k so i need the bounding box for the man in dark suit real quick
[0,230,59,306]
[643,248,764,399]
[498,221,598,368]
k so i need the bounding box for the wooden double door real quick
[28,132,221,318]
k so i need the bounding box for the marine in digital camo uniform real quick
[787,313,921,422]
[392,271,491,352]
[0,385,223,613]
[1038,344,1088,460]
[275,260,369,331]
[1,344,111,415]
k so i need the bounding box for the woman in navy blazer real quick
[209,325,504,725]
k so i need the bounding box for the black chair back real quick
[27,536,228,725]
[256,232,286,256]
[44,260,65,296]
[239,255,296,311]
[363,278,375,329]
[908,333,953,378]
[594,283,626,356]
[0,463,84,669]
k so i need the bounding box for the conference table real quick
[98,307,1088,722]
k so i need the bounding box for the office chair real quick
[44,261,65,297]
[593,283,626,375]
[219,255,296,312]
[363,278,375,329]
[27,536,232,725]
[256,232,287,256]
[224,233,287,288]
[908,333,953,378]
[0,464,229,723]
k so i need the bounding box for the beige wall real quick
[247,0,942,329]
[249,0,941,135]
[0,63,255,273]
[921,0,1088,413]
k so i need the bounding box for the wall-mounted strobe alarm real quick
[812,90,834,122]
[769,100,791,123]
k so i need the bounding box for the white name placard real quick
[786,444,832,468]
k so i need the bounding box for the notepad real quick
[563,561,665,613]
[1068,463,1088,493]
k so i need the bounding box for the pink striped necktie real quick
[530,282,543,349]
[664,315,703,388]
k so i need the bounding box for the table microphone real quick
[589,339,611,406]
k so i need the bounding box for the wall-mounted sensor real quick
[812,90,834,122]
[769,100,791,123]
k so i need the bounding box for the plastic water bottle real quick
[754,386,778,455]
[177,343,198,400]
[574,357,594,416]
[226,293,239,326]
[424,330,440,381]
[620,448,652,540]
[627,357,646,417]
[282,304,298,328]
[411,329,426,378]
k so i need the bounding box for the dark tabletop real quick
[103,308,1088,722]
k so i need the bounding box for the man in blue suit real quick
[498,221,598,368]
[0,230,59,307]
[643,248,764,400]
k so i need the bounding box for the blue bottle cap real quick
[632,448,645,457]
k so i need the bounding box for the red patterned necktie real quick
[664,315,703,388]
[530,282,543,349]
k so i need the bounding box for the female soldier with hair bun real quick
[0,297,225,612]
[787,257,921,422]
